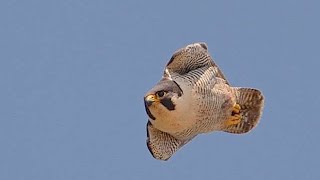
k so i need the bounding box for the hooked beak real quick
[144,94,159,107]
[144,94,158,120]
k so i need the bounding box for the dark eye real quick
[157,91,165,97]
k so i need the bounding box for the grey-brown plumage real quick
[144,42,264,161]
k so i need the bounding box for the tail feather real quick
[223,87,264,134]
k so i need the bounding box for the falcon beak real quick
[145,94,159,106]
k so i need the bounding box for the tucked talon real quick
[225,104,242,126]
[232,104,241,115]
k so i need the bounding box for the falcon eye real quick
[157,91,166,97]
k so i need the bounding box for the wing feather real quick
[165,42,229,84]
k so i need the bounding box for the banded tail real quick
[223,88,264,134]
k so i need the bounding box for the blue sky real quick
[0,0,319,179]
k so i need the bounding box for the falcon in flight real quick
[144,42,264,161]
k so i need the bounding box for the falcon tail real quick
[223,88,264,134]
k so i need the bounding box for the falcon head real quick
[144,78,183,121]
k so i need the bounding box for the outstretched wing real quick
[146,121,193,161]
[164,42,229,85]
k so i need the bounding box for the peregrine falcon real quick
[144,42,264,161]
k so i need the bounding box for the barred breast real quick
[172,65,235,139]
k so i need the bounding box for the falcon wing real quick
[164,42,230,85]
[146,121,193,161]
[211,61,230,85]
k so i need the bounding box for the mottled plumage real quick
[144,42,264,161]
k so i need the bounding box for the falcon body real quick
[144,43,264,160]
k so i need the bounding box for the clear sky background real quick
[0,1,319,179]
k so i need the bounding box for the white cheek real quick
[149,104,165,117]
[149,102,175,121]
